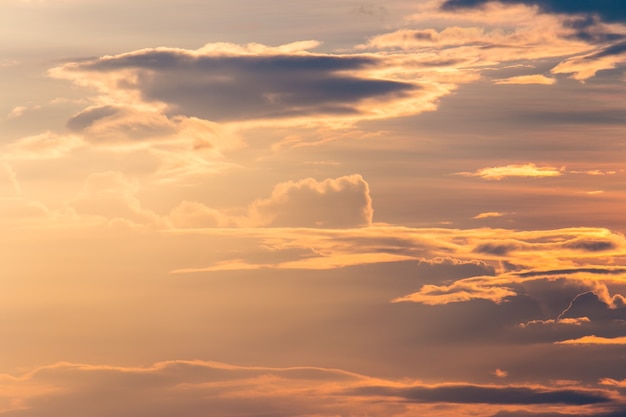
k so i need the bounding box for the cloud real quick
[69,171,160,226]
[440,0,626,24]
[361,0,626,87]
[0,162,21,197]
[562,239,617,252]
[347,383,612,405]
[518,317,591,328]
[3,131,83,160]
[392,274,518,305]
[250,174,374,228]
[167,201,230,228]
[493,75,556,85]
[457,164,563,180]
[0,360,615,417]
[474,212,505,219]
[556,335,626,345]
[49,42,444,128]
[551,42,626,80]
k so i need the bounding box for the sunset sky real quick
[1,1,626,416]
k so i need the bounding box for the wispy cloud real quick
[457,164,563,180]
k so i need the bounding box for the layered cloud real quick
[440,0,626,24]
[361,0,626,81]
[0,360,617,417]
[49,41,449,129]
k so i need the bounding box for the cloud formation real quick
[457,164,563,180]
[50,42,444,128]
[0,360,616,417]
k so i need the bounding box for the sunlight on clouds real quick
[556,335,626,345]
[3,131,83,160]
[457,163,563,180]
[48,41,449,130]
[2,0,626,415]
[473,212,505,219]
[0,360,615,417]
[493,75,557,85]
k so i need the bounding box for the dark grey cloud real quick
[561,291,626,321]
[562,239,617,252]
[67,51,417,122]
[564,16,626,43]
[590,41,626,58]
[491,408,626,417]
[441,0,626,24]
[473,242,519,256]
[348,383,612,405]
[517,267,626,278]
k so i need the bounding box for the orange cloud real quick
[457,163,563,180]
[556,335,626,345]
[493,75,557,85]
[0,360,614,417]
[473,212,505,219]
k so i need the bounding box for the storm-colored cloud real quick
[348,383,612,405]
[50,42,438,127]
[440,0,626,24]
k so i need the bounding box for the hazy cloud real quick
[250,174,374,228]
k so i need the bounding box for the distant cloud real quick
[347,383,611,405]
[250,174,374,228]
[457,163,563,180]
[518,317,590,328]
[493,75,556,85]
[0,359,614,417]
[0,162,21,197]
[556,335,626,345]
[474,212,505,219]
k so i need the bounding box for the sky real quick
[1,0,626,416]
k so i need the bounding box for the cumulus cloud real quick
[250,174,374,228]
